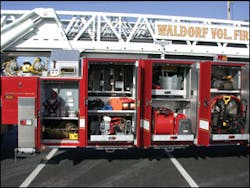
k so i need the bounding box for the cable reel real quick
[210,95,247,134]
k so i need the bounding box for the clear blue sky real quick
[1,1,249,21]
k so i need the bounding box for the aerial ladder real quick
[1,8,249,57]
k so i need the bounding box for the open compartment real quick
[152,64,190,97]
[40,79,80,144]
[209,63,249,142]
[151,62,196,142]
[197,62,249,146]
[86,60,140,146]
[211,65,241,92]
[142,60,196,148]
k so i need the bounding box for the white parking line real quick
[19,148,58,188]
[166,152,199,188]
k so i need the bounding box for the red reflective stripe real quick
[20,120,27,125]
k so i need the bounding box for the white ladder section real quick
[1,8,249,58]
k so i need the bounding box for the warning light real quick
[215,55,228,61]
[4,95,14,100]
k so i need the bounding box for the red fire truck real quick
[1,8,249,156]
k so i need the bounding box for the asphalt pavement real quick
[1,127,249,187]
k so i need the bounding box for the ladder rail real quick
[1,9,249,58]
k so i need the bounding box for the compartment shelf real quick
[210,134,249,141]
[210,88,240,94]
[152,98,191,102]
[40,77,82,80]
[90,135,134,142]
[88,91,132,94]
[152,89,186,96]
[42,117,78,120]
[88,110,135,116]
[42,139,79,144]
[152,134,194,141]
